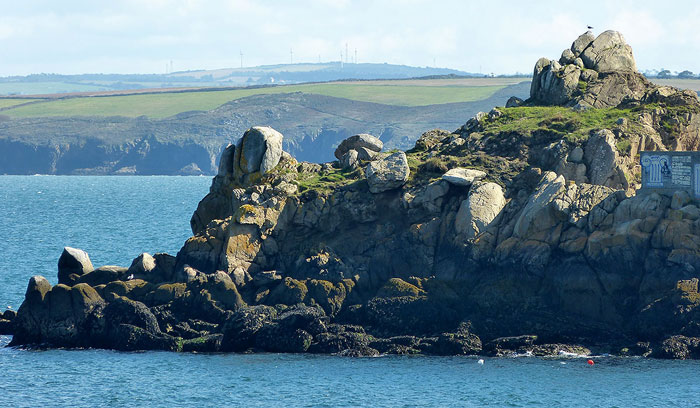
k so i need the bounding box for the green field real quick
[0,80,519,119]
[0,98,38,109]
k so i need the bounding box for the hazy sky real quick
[1,0,699,76]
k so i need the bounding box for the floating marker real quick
[477,359,484,365]
[587,359,594,366]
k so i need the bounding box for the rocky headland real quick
[4,31,700,359]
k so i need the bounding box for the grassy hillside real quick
[0,78,526,119]
[0,99,38,109]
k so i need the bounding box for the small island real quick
[3,30,700,359]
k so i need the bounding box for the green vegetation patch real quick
[294,166,362,195]
[480,106,639,143]
[0,98,38,109]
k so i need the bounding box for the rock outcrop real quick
[334,133,383,160]
[365,151,410,193]
[9,31,700,358]
[530,30,663,109]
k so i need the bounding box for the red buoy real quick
[587,359,594,366]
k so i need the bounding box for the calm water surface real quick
[1,176,699,407]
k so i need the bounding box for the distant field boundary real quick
[0,76,531,100]
[0,78,530,119]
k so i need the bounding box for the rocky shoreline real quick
[4,30,700,359]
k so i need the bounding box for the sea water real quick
[1,175,699,407]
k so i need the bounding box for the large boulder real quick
[530,60,582,105]
[340,149,359,170]
[57,247,94,285]
[441,168,486,187]
[513,172,567,238]
[365,152,410,193]
[455,182,506,238]
[237,126,284,175]
[128,253,156,277]
[580,30,636,73]
[571,31,595,57]
[334,134,383,160]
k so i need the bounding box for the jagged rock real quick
[513,172,567,238]
[580,30,636,73]
[484,335,538,356]
[414,129,452,151]
[204,271,245,311]
[407,180,450,213]
[268,277,308,305]
[530,61,581,105]
[559,48,575,65]
[11,279,104,347]
[584,129,628,190]
[151,282,187,304]
[671,190,692,210]
[355,146,378,161]
[430,322,482,355]
[308,325,372,354]
[365,151,410,193]
[505,96,523,108]
[57,247,94,285]
[571,31,595,57]
[455,182,506,238]
[76,265,128,286]
[340,149,359,169]
[177,163,203,176]
[488,108,503,119]
[657,336,700,359]
[217,143,236,176]
[221,305,277,351]
[441,168,486,186]
[530,344,590,357]
[334,134,383,160]
[128,253,156,276]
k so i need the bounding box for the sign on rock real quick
[640,151,699,197]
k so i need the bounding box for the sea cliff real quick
[5,31,700,359]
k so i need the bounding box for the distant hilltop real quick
[0,62,487,96]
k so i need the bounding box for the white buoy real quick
[477,359,484,365]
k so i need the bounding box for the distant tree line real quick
[652,69,699,79]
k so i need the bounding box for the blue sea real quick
[1,175,699,407]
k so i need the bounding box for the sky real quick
[1,0,699,76]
